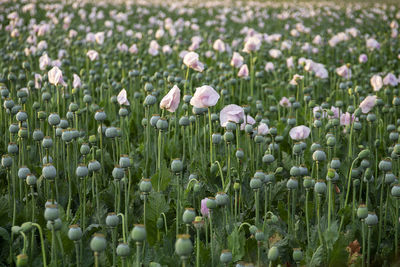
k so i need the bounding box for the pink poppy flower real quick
[366,38,380,50]
[383,73,398,87]
[148,40,160,56]
[160,85,181,112]
[340,112,356,126]
[87,50,99,61]
[230,52,244,68]
[269,49,282,58]
[34,74,42,89]
[183,52,204,72]
[117,89,130,106]
[190,85,220,108]
[73,74,81,88]
[95,32,105,45]
[48,66,66,86]
[39,53,51,70]
[290,74,304,85]
[279,97,291,107]
[329,106,340,119]
[286,57,294,69]
[213,39,225,52]
[129,44,138,54]
[336,65,351,79]
[265,62,275,72]
[358,54,368,63]
[237,64,249,78]
[219,104,245,127]
[359,95,377,114]
[201,198,209,217]
[370,75,383,91]
[257,123,269,135]
[289,125,311,141]
[243,36,261,53]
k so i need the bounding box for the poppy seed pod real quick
[1,154,12,168]
[287,177,299,190]
[68,225,83,241]
[105,127,118,138]
[131,224,147,242]
[26,174,37,186]
[18,128,28,139]
[116,243,130,257]
[379,158,392,172]
[61,130,73,142]
[385,172,396,185]
[206,197,217,209]
[245,124,253,134]
[236,149,244,159]
[88,160,101,172]
[119,155,131,168]
[150,114,160,127]
[220,250,233,264]
[365,212,378,226]
[9,124,19,135]
[16,254,28,267]
[44,204,59,221]
[290,166,301,177]
[171,158,183,173]
[47,218,62,231]
[80,143,90,155]
[175,234,193,258]
[303,176,314,189]
[16,111,28,122]
[314,180,327,195]
[42,164,56,180]
[106,212,120,227]
[144,95,157,106]
[3,98,14,109]
[391,184,400,198]
[268,246,279,261]
[293,248,303,262]
[112,166,125,180]
[8,143,18,154]
[310,143,321,152]
[48,113,60,126]
[179,116,190,127]
[156,118,169,131]
[18,166,30,180]
[139,178,152,193]
[182,208,196,224]
[357,204,368,220]
[262,153,275,164]
[312,150,326,162]
[215,192,229,206]
[293,143,302,154]
[224,131,234,143]
[250,177,262,190]
[58,119,69,129]
[90,233,107,252]
[94,110,106,122]
[76,164,88,178]
[226,121,236,131]
[255,230,265,241]
[33,129,44,141]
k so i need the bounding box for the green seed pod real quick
[365,212,378,226]
[26,174,37,186]
[379,158,392,172]
[48,113,60,126]
[90,233,107,252]
[358,149,370,159]
[1,154,12,168]
[182,208,196,224]
[226,121,236,131]
[112,165,125,180]
[42,136,53,149]
[268,246,279,261]
[391,184,400,198]
[171,158,183,173]
[290,166,301,177]
[144,95,157,106]
[119,155,131,169]
[292,248,303,262]
[220,250,233,264]
[18,166,30,180]
[106,212,119,227]
[236,149,244,159]
[16,111,28,122]
[215,192,229,206]
[206,197,217,209]
[88,160,101,172]
[116,243,130,257]
[42,164,56,180]
[131,224,147,242]
[385,172,396,185]
[16,254,28,267]
[8,143,18,154]
[12,226,22,234]
[357,204,368,220]
[33,129,44,141]
[94,110,107,121]
[255,230,265,241]
[20,222,32,232]
[262,153,275,164]
[250,177,262,190]
[175,234,193,258]
[139,178,152,193]
[68,225,83,241]
[286,177,298,190]
[312,150,326,162]
[314,180,327,195]
[44,204,59,221]
[156,118,169,131]
[179,116,190,127]
[224,131,234,143]
[76,164,88,178]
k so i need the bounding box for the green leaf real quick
[0,227,9,242]
[227,227,245,262]
[151,164,172,192]
[145,193,170,245]
[309,245,326,267]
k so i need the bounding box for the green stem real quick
[32,223,47,267]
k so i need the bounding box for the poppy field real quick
[1,0,400,266]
